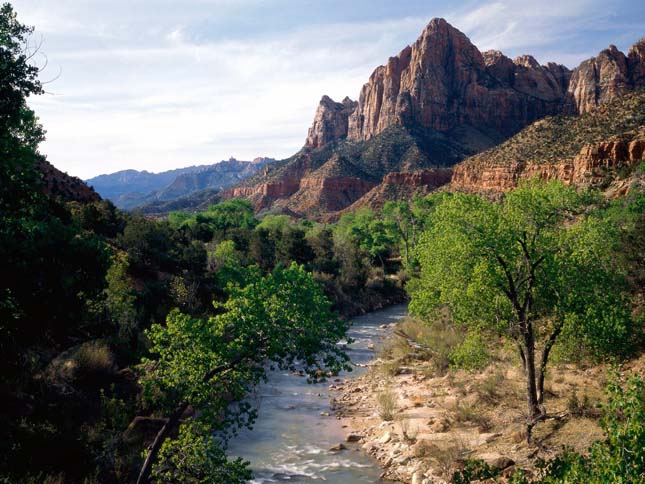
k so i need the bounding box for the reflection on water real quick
[227,304,407,483]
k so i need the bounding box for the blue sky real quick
[11,0,645,179]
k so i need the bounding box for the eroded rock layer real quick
[451,138,645,192]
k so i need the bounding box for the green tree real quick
[335,208,396,267]
[0,2,44,216]
[382,201,419,267]
[137,263,350,483]
[410,180,635,439]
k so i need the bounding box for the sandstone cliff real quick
[565,40,645,114]
[305,96,358,149]
[336,168,453,218]
[452,138,644,192]
[346,19,571,143]
[451,91,645,193]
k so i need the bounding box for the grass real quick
[474,369,505,405]
[380,314,464,377]
[397,415,418,443]
[377,386,397,421]
[425,436,471,478]
[450,401,493,432]
[75,341,114,378]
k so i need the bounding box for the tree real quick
[137,263,351,483]
[335,208,396,267]
[410,180,635,440]
[382,201,424,267]
[0,2,44,215]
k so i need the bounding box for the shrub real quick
[74,341,115,381]
[475,369,505,405]
[450,401,492,432]
[377,387,397,421]
[450,330,491,372]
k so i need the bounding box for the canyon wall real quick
[451,138,645,192]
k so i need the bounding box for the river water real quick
[227,304,408,483]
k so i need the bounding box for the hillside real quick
[451,89,645,193]
[36,158,101,204]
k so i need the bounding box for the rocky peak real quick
[345,17,575,142]
[565,42,638,114]
[305,95,357,149]
[514,54,540,69]
[483,50,515,84]
[628,38,645,86]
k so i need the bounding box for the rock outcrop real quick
[345,18,570,143]
[566,39,645,114]
[305,96,358,149]
[336,168,453,217]
[451,137,645,192]
[224,20,645,218]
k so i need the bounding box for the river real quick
[227,304,408,483]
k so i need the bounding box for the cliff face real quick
[450,90,645,194]
[305,96,358,149]
[566,39,645,114]
[336,168,453,218]
[451,137,645,192]
[345,18,571,143]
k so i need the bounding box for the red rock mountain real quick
[225,20,645,218]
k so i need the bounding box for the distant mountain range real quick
[86,157,274,210]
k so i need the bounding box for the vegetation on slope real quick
[462,89,645,167]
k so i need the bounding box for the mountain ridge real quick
[221,19,645,218]
[87,157,273,209]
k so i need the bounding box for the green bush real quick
[450,330,491,372]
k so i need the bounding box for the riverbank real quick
[330,320,645,483]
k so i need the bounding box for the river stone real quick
[346,433,362,442]
[329,443,347,452]
[378,431,392,444]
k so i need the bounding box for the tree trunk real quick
[537,321,564,404]
[136,400,188,484]
[514,338,527,373]
[523,323,542,442]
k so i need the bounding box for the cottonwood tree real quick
[410,180,635,440]
[136,263,351,483]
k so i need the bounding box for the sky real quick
[11,0,645,179]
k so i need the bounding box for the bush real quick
[377,387,397,421]
[75,341,114,377]
[450,330,491,372]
